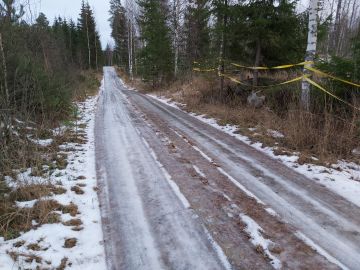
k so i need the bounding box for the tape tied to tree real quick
[305,66,360,88]
[303,76,360,112]
[230,61,313,70]
[193,62,360,111]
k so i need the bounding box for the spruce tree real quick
[109,0,129,70]
[78,1,102,69]
[137,0,173,85]
[184,0,211,65]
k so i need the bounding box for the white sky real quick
[28,0,310,50]
[29,0,114,48]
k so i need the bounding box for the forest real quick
[108,0,360,161]
[0,0,103,175]
[0,0,358,170]
[0,1,359,269]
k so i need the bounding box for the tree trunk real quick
[325,0,336,58]
[219,0,228,94]
[301,0,319,110]
[128,19,134,80]
[0,33,9,107]
[94,31,98,71]
[331,0,342,54]
[253,39,261,87]
[173,0,180,78]
[85,15,91,69]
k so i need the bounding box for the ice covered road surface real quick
[95,68,230,270]
[95,67,360,270]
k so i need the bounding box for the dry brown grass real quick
[8,251,42,264]
[63,238,77,249]
[63,218,82,227]
[71,186,84,195]
[57,257,69,270]
[0,198,78,240]
[10,184,66,202]
[152,75,360,165]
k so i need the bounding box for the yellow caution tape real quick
[220,73,252,86]
[305,66,360,88]
[255,76,304,88]
[219,73,303,88]
[230,61,313,70]
[193,67,216,72]
[304,76,360,111]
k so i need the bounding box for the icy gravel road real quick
[95,67,230,270]
[96,67,360,270]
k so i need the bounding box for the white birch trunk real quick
[301,0,319,110]
[128,21,134,81]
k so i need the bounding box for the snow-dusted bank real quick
[0,93,106,269]
[148,94,360,209]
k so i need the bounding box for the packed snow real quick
[240,214,282,269]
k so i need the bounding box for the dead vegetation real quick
[57,257,69,270]
[0,71,99,243]
[137,74,360,165]
[9,184,66,202]
[71,186,85,195]
[8,251,42,264]
[64,238,77,249]
[63,218,82,227]
[0,199,79,240]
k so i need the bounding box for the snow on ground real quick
[240,214,282,269]
[27,136,54,147]
[0,94,106,270]
[267,129,285,139]
[148,94,360,208]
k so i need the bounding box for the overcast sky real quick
[32,0,310,50]
[34,0,113,48]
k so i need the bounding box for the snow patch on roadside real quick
[0,95,106,270]
[149,94,360,208]
[240,214,282,269]
[29,137,53,147]
[267,129,285,139]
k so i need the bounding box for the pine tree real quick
[137,0,173,85]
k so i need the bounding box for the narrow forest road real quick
[95,67,360,270]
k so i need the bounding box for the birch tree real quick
[301,0,320,110]
[125,0,138,80]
